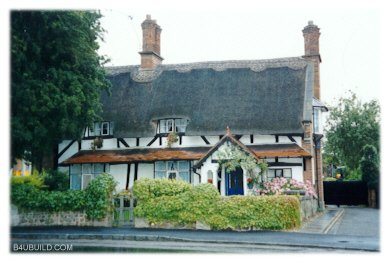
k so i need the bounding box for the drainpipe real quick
[313,134,324,211]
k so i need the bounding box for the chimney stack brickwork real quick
[302,21,321,100]
[140,15,163,69]
[302,21,325,209]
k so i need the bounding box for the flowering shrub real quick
[256,178,317,198]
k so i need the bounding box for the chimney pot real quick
[146,14,151,20]
[308,20,313,25]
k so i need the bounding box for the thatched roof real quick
[101,57,313,138]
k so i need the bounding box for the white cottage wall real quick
[138,163,154,179]
[109,164,127,190]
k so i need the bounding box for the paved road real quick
[11,225,379,252]
[328,207,380,237]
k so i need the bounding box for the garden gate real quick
[113,195,135,226]
[323,180,368,206]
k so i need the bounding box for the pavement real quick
[11,206,380,253]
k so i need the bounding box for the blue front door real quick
[225,167,244,196]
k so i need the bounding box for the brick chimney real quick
[302,21,321,99]
[139,14,163,69]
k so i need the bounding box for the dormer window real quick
[87,121,114,137]
[158,118,188,134]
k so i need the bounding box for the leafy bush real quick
[360,144,379,189]
[11,173,116,220]
[133,179,301,230]
[343,167,362,181]
[133,178,191,202]
[43,170,70,191]
[208,195,300,230]
[84,173,117,219]
[11,170,45,189]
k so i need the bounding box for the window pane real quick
[159,120,167,133]
[109,122,114,135]
[267,169,275,178]
[179,172,190,182]
[82,174,93,190]
[283,169,292,178]
[89,127,95,137]
[155,171,166,179]
[94,163,104,174]
[70,164,81,174]
[102,122,109,135]
[155,161,166,171]
[167,120,174,132]
[94,122,101,135]
[175,119,187,132]
[178,161,189,171]
[104,164,110,173]
[70,174,81,190]
[167,161,177,171]
[275,169,283,178]
[82,164,92,174]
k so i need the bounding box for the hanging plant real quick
[91,137,103,150]
[166,132,178,148]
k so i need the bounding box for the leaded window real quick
[267,168,293,181]
[154,161,191,182]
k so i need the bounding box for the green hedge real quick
[11,173,116,220]
[133,179,301,230]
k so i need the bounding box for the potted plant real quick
[166,132,178,148]
[247,177,254,189]
[91,137,103,150]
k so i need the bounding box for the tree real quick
[360,145,379,189]
[323,92,380,172]
[11,11,111,169]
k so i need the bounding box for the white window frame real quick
[101,122,110,136]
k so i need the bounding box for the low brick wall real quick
[299,196,318,221]
[11,205,112,227]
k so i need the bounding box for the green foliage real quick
[133,178,191,202]
[11,11,111,167]
[43,170,70,191]
[133,179,301,230]
[11,173,116,220]
[323,91,380,171]
[11,170,45,189]
[209,196,301,230]
[343,167,362,181]
[323,177,337,182]
[360,145,380,189]
[216,145,268,186]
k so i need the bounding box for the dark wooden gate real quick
[324,181,368,206]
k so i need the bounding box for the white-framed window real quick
[158,119,188,134]
[101,122,110,135]
[87,122,113,137]
[70,163,109,190]
[154,161,190,182]
[267,168,293,181]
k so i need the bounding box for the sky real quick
[98,8,381,106]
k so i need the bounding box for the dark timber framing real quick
[201,136,210,145]
[136,138,140,146]
[125,163,130,190]
[250,134,254,143]
[134,162,139,181]
[268,162,302,167]
[147,136,158,146]
[57,140,76,159]
[118,138,130,148]
[288,135,297,143]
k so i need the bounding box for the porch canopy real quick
[61,143,310,165]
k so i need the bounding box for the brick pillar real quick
[315,146,325,210]
[302,121,314,184]
[139,14,163,69]
[302,21,321,100]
